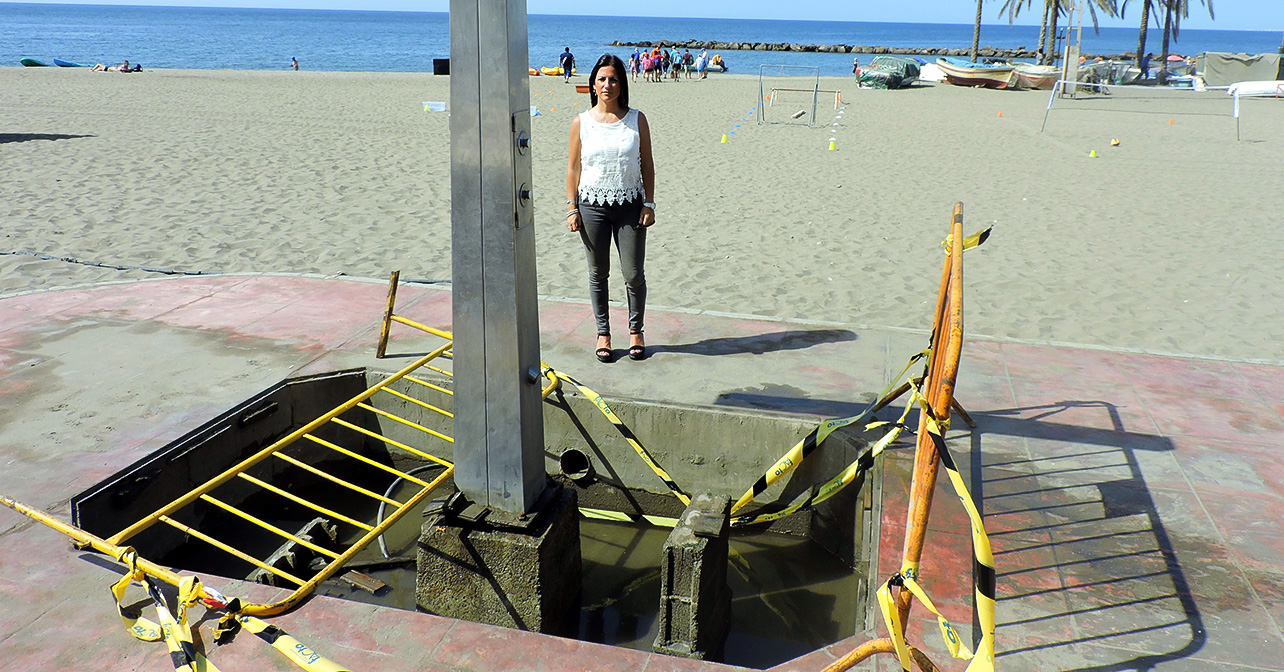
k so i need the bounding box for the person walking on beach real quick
[559,47,575,82]
[566,54,656,363]
[291,56,299,71]
[682,49,693,78]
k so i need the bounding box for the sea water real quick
[3,2,1280,77]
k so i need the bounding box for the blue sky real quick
[11,1,1281,31]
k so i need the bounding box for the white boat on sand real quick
[936,57,1017,90]
[1012,62,1059,90]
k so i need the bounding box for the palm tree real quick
[971,0,986,62]
[1157,0,1214,83]
[998,0,1052,63]
[1038,1,1053,63]
[999,0,1119,65]
[1046,3,1060,64]
[1121,0,1157,69]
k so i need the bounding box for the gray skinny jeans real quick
[579,198,646,336]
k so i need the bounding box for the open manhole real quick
[72,367,885,668]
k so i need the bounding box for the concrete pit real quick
[71,366,887,668]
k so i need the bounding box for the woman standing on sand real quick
[565,54,656,363]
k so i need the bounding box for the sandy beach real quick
[2,66,1282,362]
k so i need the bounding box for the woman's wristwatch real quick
[642,201,656,210]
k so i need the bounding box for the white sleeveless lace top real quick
[577,108,644,206]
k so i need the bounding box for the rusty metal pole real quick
[821,203,968,672]
[895,203,964,625]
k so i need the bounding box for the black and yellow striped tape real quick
[201,587,352,672]
[551,370,691,506]
[945,225,993,254]
[235,615,353,672]
[730,388,918,527]
[111,571,225,672]
[112,557,351,672]
[112,549,165,643]
[876,385,996,672]
[728,349,930,517]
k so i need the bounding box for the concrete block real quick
[653,492,731,660]
[416,483,581,635]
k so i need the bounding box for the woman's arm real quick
[566,115,583,232]
[637,111,655,227]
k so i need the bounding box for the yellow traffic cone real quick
[721,134,728,144]
[828,140,836,151]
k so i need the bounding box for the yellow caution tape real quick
[112,549,164,643]
[579,506,678,528]
[730,387,918,527]
[876,574,913,669]
[901,573,973,661]
[154,575,223,672]
[729,349,930,516]
[2,497,349,672]
[551,369,690,506]
[875,384,996,672]
[113,556,350,672]
[112,559,224,672]
[945,225,993,255]
[233,615,352,672]
[962,226,992,251]
[199,587,352,672]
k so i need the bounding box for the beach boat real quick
[1012,62,1059,90]
[20,57,51,67]
[857,56,920,89]
[53,59,87,67]
[529,67,541,75]
[1226,80,1284,98]
[936,57,1016,90]
[540,66,576,76]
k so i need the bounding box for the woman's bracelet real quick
[565,209,580,219]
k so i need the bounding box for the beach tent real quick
[1198,52,1283,87]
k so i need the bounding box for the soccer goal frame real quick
[758,65,821,127]
[1041,79,1246,139]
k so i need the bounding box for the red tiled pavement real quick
[2,275,1284,672]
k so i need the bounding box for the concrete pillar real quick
[421,0,581,633]
[448,0,544,514]
[653,493,732,660]
[416,483,581,635]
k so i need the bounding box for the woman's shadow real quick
[649,328,856,357]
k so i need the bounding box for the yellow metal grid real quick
[104,335,458,616]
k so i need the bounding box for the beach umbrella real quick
[1166,54,1185,61]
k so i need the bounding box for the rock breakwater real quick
[610,39,1133,62]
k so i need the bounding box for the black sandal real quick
[596,336,613,363]
[628,331,645,361]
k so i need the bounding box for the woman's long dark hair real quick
[588,54,629,110]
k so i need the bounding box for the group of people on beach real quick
[627,47,720,82]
